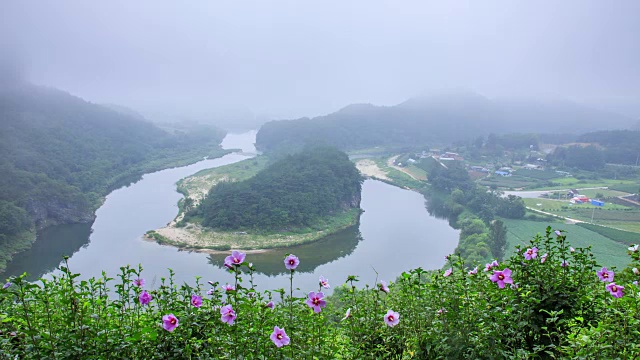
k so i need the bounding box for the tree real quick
[182,198,195,213]
[490,220,508,260]
[192,147,363,231]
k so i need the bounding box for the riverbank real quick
[355,157,425,190]
[147,152,365,252]
[0,147,232,275]
[146,208,362,253]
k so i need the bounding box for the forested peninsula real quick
[149,147,363,251]
[0,82,228,272]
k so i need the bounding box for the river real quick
[1,131,459,294]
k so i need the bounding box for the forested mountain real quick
[545,130,640,171]
[256,91,634,152]
[577,130,640,166]
[189,147,363,231]
[0,82,227,271]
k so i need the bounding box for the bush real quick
[1,227,639,358]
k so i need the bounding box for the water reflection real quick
[207,224,363,276]
[424,191,458,226]
[1,130,460,292]
[2,223,93,280]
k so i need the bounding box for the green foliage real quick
[503,219,631,269]
[490,219,508,260]
[424,160,525,264]
[191,147,363,231]
[1,227,639,358]
[578,130,640,166]
[547,145,606,171]
[428,161,474,193]
[0,201,32,237]
[0,83,227,271]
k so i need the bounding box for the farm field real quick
[523,198,631,211]
[512,169,562,180]
[521,197,640,233]
[501,218,630,269]
[576,223,640,245]
[479,175,543,189]
[609,183,640,194]
[404,164,428,180]
[533,178,638,190]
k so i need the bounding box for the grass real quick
[576,223,640,245]
[177,156,270,201]
[512,169,562,180]
[404,165,428,180]
[609,183,640,194]
[501,218,630,269]
[599,221,640,233]
[521,198,640,233]
[373,158,425,189]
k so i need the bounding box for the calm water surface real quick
[2,131,459,294]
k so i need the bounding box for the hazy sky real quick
[2,1,640,120]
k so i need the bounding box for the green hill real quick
[190,147,363,231]
[0,82,227,272]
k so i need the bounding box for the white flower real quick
[342,308,352,321]
[633,268,639,275]
[629,244,639,252]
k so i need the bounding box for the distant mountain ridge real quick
[256,91,634,151]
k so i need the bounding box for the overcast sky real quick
[2,1,640,121]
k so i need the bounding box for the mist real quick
[2,1,640,122]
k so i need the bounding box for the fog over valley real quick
[2,3,640,358]
[2,1,640,124]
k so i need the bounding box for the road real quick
[503,187,608,199]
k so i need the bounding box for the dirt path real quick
[387,155,420,180]
[526,207,584,224]
[617,196,640,207]
[504,187,609,199]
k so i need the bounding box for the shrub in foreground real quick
[0,227,639,359]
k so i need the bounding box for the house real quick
[570,195,590,204]
[470,166,489,172]
[495,171,512,177]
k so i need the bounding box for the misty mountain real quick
[256,91,634,152]
[578,129,640,165]
[101,103,147,121]
[0,82,227,271]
